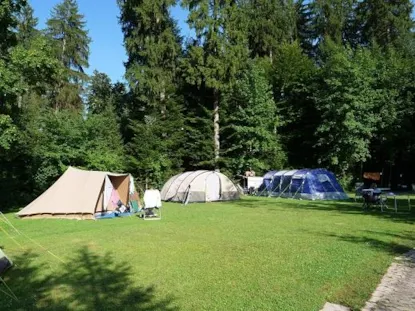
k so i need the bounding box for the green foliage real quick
[10,35,62,94]
[355,0,414,48]
[127,106,184,188]
[20,106,125,192]
[45,0,91,110]
[1,0,415,204]
[119,0,185,187]
[84,106,126,172]
[181,0,248,166]
[118,0,181,107]
[243,0,296,59]
[181,0,247,91]
[271,41,319,167]
[46,0,90,75]
[15,2,39,46]
[87,70,114,114]
[0,0,26,54]
[310,0,356,45]
[0,114,18,150]
[223,61,286,175]
[314,40,397,174]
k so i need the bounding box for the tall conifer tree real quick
[118,0,185,187]
[46,0,90,110]
[182,0,248,168]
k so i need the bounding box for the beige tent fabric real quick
[17,167,130,219]
[161,170,240,203]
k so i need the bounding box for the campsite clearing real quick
[1,197,415,311]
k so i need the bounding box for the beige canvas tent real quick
[161,170,240,203]
[17,167,135,220]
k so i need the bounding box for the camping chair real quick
[141,189,161,220]
[362,189,387,212]
[142,206,161,220]
[354,182,364,201]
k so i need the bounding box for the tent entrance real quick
[96,174,131,213]
[205,173,221,202]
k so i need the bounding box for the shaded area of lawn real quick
[1,197,415,310]
[231,195,415,225]
[1,247,176,311]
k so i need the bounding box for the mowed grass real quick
[1,196,415,311]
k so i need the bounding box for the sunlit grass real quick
[1,196,415,310]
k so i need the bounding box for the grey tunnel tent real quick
[161,170,240,203]
[17,167,136,220]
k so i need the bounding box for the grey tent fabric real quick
[0,249,12,275]
[161,171,240,203]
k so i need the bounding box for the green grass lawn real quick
[1,196,415,311]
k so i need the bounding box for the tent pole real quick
[326,176,341,199]
[278,183,290,198]
[278,172,292,198]
[293,173,308,200]
[268,176,275,197]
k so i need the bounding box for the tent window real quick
[317,174,330,183]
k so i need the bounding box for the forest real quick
[0,0,414,206]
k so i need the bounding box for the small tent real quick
[161,170,240,203]
[258,168,348,200]
[0,248,12,275]
[17,167,136,220]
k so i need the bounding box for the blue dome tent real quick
[258,168,348,200]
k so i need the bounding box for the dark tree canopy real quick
[1,0,415,206]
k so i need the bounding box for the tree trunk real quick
[62,36,66,64]
[160,83,166,118]
[160,86,167,138]
[213,89,220,168]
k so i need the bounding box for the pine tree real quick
[15,2,39,46]
[309,0,356,47]
[182,0,248,168]
[0,0,26,54]
[355,0,414,48]
[118,0,181,109]
[118,0,185,186]
[46,0,90,76]
[295,0,315,56]
[46,0,91,110]
[243,0,296,60]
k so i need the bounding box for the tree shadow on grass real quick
[1,247,176,311]
[231,196,415,224]
[298,227,415,258]
[324,233,413,256]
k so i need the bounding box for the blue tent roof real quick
[263,170,278,179]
